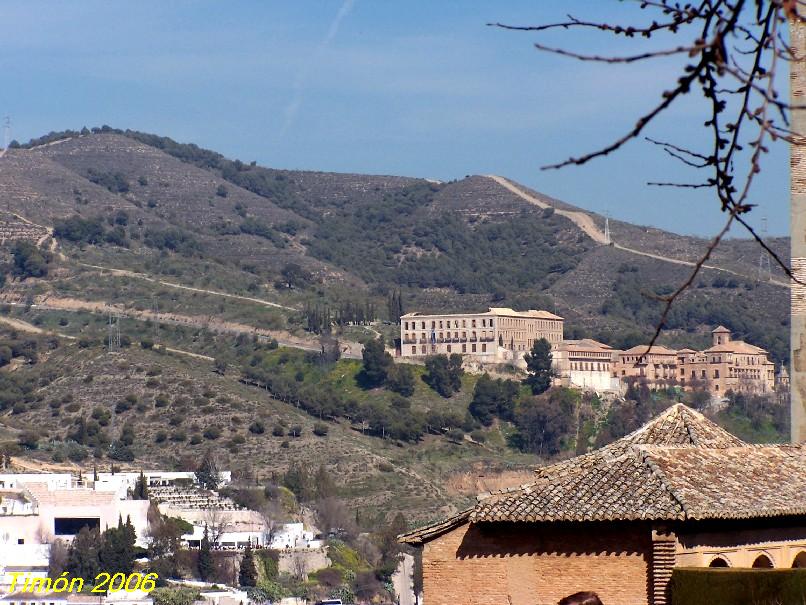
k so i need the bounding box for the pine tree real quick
[523,337,555,395]
[67,526,103,579]
[198,525,214,581]
[238,544,258,587]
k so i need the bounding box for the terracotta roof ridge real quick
[632,445,689,520]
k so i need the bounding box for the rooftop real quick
[399,405,791,544]
[704,340,770,355]
[401,307,563,321]
[620,344,679,356]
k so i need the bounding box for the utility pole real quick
[108,313,121,353]
[790,16,806,444]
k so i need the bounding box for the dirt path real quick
[0,314,76,340]
[78,262,298,311]
[486,175,789,288]
[0,295,362,359]
[154,344,214,361]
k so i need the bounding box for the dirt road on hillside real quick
[78,262,297,311]
[0,295,363,358]
[486,175,789,288]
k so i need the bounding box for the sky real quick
[0,1,790,237]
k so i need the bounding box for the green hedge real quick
[670,568,806,605]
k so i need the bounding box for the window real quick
[17,538,24,544]
[462,344,466,353]
[472,344,476,352]
[447,345,451,353]
[714,369,720,378]
[481,344,486,353]
[421,346,426,354]
[54,517,101,535]
[411,346,416,355]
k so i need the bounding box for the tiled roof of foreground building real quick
[472,443,806,523]
[399,404,805,543]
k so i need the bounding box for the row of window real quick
[404,318,495,330]
[410,343,487,355]
[570,361,610,372]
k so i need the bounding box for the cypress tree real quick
[198,525,214,581]
[133,471,149,500]
[238,544,258,587]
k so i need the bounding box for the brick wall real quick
[422,521,652,605]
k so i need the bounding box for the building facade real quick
[400,405,806,605]
[554,339,620,392]
[614,327,776,396]
[400,308,563,363]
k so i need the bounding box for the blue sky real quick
[0,1,789,236]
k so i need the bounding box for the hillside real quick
[2,127,789,364]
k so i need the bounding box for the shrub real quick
[18,431,39,450]
[313,422,329,437]
[203,426,222,440]
[248,421,265,435]
[155,431,168,444]
[446,428,464,443]
[272,425,285,437]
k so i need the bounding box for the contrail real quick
[278,0,356,141]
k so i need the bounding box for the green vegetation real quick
[304,183,586,294]
[669,568,806,605]
[86,168,130,194]
[12,241,51,278]
[422,354,464,397]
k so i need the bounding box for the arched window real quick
[752,554,774,568]
[793,551,806,568]
[709,556,730,568]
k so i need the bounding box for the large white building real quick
[400,307,564,364]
